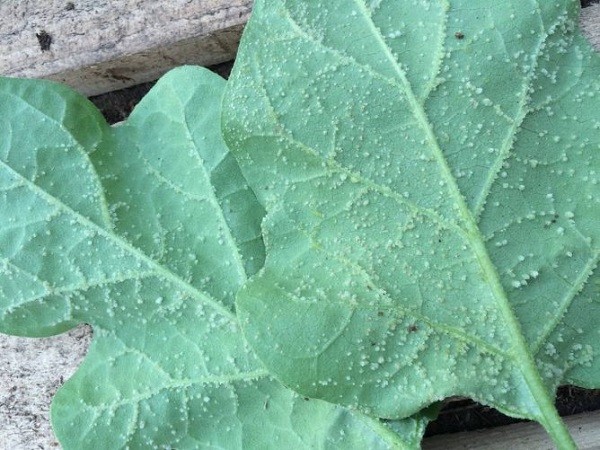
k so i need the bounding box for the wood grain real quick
[0,0,252,95]
[582,3,600,48]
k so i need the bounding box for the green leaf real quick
[0,67,432,449]
[223,0,600,446]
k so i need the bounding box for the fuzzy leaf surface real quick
[223,0,600,442]
[0,68,430,449]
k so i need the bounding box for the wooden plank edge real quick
[1,2,598,96]
[0,0,251,96]
[50,24,246,96]
[423,410,600,449]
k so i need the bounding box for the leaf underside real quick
[224,0,600,434]
[0,69,430,449]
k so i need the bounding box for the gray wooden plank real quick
[582,3,600,48]
[0,0,252,95]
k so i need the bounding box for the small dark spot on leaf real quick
[455,31,465,40]
[303,397,310,401]
[65,2,75,10]
[408,324,418,333]
[544,213,559,228]
[36,30,52,51]
[377,311,384,317]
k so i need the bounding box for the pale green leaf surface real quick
[0,68,430,449]
[223,0,600,444]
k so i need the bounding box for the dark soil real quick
[89,61,234,125]
[582,0,600,7]
[425,387,600,437]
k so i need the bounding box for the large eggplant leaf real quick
[0,68,433,449]
[223,0,600,447]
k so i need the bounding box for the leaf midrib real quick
[275,0,566,427]
[0,259,159,320]
[77,365,270,414]
[0,157,236,322]
[250,55,469,240]
[251,60,510,358]
[349,0,573,432]
[1,91,113,229]
[78,329,268,413]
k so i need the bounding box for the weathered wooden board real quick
[0,0,252,95]
[423,411,600,450]
[582,3,600,46]
[0,2,598,96]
